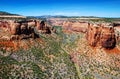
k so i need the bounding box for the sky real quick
[0,0,120,17]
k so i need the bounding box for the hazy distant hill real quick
[0,11,20,16]
[31,15,101,18]
[0,11,26,19]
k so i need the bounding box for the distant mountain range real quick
[0,11,120,19]
[27,15,101,19]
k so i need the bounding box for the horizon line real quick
[26,15,120,18]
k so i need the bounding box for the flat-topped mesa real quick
[86,23,116,49]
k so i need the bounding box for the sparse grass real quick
[0,26,120,79]
[0,26,78,79]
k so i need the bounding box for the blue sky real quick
[0,0,120,17]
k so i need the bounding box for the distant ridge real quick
[28,15,120,19]
[28,15,101,18]
[0,11,26,18]
[0,11,20,16]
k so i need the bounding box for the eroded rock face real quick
[86,23,101,47]
[0,21,11,32]
[39,21,45,30]
[10,20,40,40]
[113,22,120,43]
[0,20,55,41]
[38,21,52,34]
[63,21,88,33]
[0,20,42,51]
[47,18,66,26]
[86,23,116,49]
[100,26,116,49]
[0,20,41,41]
[0,20,49,52]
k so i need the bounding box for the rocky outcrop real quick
[100,26,116,49]
[0,19,57,51]
[37,21,52,34]
[63,21,88,33]
[113,22,120,43]
[0,20,56,41]
[86,23,116,49]
[0,20,41,41]
[47,18,66,26]
[0,21,11,32]
[9,20,39,40]
[0,20,43,51]
[86,23,101,47]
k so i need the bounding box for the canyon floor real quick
[0,26,120,79]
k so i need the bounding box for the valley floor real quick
[0,26,120,79]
